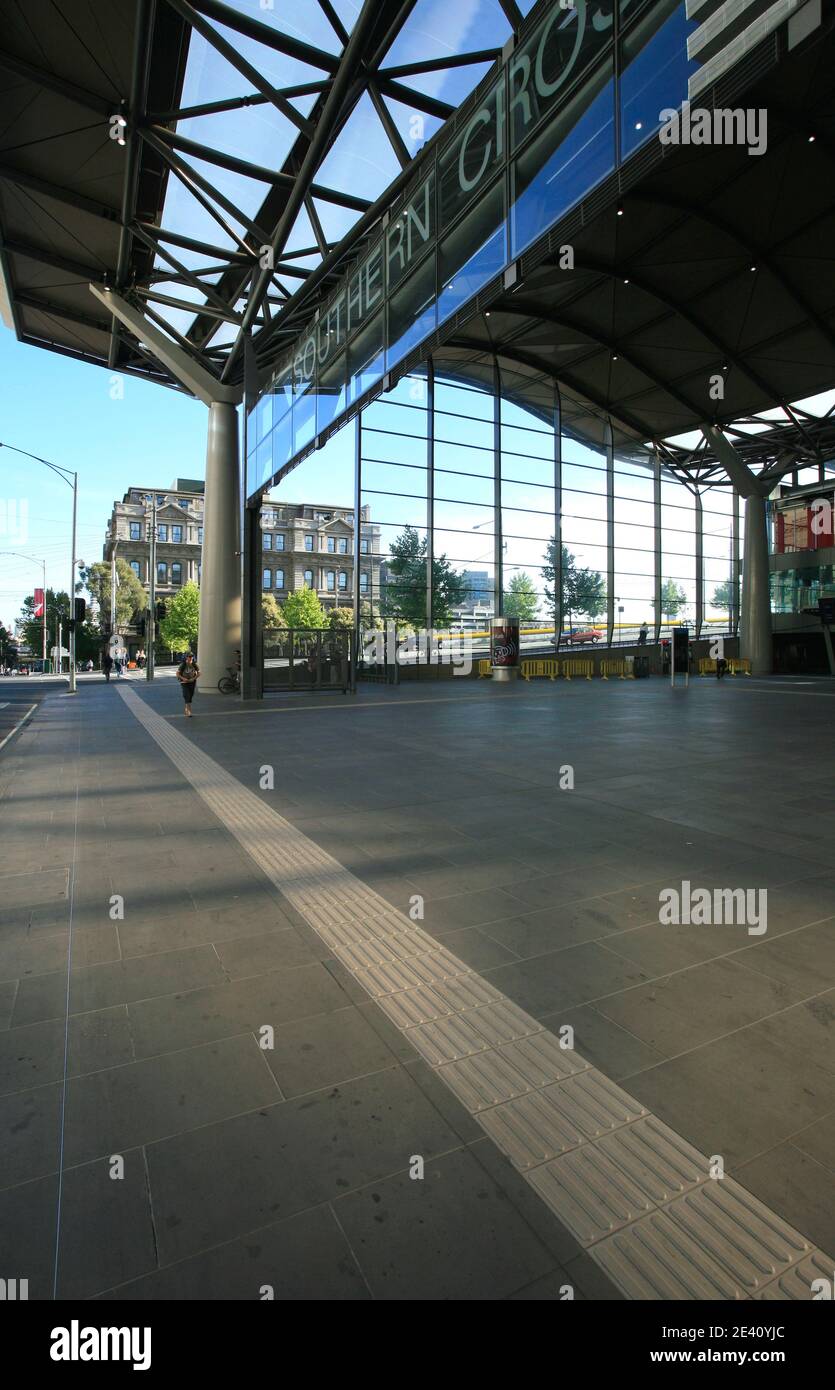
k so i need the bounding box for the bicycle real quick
[217,665,240,695]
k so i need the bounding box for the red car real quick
[559,628,603,645]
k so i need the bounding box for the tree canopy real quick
[542,541,607,623]
[81,559,146,635]
[502,572,539,624]
[159,582,200,652]
[282,585,326,629]
[385,525,467,627]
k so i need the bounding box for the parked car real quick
[556,628,603,645]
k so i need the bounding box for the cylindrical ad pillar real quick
[490,617,520,681]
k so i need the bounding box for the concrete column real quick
[740,493,772,674]
[198,401,241,690]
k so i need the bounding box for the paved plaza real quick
[0,673,833,1299]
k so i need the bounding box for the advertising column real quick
[490,617,519,682]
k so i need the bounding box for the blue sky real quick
[0,332,205,629]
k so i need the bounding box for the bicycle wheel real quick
[217,675,237,694]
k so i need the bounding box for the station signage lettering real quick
[282,0,622,395]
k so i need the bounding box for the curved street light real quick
[0,443,78,692]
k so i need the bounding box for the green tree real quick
[660,579,687,620]
[359,601,384,631]
[385,525,467,627]
[282,585,326,629]
[19,587,71,655]
[81,559,146,635]
[261,593,286,629]
[502,572,540,625]
[328,606,355,630]
[159,582,200,652]
[711,579,734,610]
[542,541,607,625]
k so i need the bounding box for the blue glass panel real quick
[271,410,292,482]
[620,2,699,159]
[387,256,437,369]
[316,353,347,434]
[438,180,506,326]
[293,383,317,454]
[510,74,615,259]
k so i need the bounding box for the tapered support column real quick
[740,494,772,674]
[199,401,241,691]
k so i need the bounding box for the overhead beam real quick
[90,284,240,405]
[164,0,314,137]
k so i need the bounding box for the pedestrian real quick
[176,652,200,716]
[638,621,648,646]
[102,651,113,683]
[716,655,728,679]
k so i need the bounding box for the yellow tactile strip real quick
[118,686,833,1300]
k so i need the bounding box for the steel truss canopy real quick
[0,0,834,494]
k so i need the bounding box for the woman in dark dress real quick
[177,652,200,716]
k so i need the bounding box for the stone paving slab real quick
[0,674,833,1298]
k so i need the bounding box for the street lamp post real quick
[0,443,78,692]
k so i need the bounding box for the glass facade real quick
[246,0,700,502]
[275,357,740,654]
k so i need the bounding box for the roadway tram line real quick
[117,681,835,1301]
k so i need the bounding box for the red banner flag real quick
[34,588,44,618]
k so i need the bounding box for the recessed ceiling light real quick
[623,277,629,284]
[617,207,624,217]
[612,353,619,361]
[808,134,816,143]
[750,264,756,271]
[635,122,643,130]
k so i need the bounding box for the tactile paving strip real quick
[120,686,835,1301]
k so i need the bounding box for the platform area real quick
[1,673,833,1300]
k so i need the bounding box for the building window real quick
[275,569,284,589]
[171,562,182,585]
[130,560,141,579]
[129,521,141,541]
[275,533,285,550]
[326,570,335,591]
[304,569,313,588]
[179,498,189,509]
[360,538,369,554]
[157,561,167,585]
[158,524,168,542]
[197,562,201,582]
[198,527,203,544]
[264,533,272,550]
[156,495,165,506]
[360,571,369,593]
[304,535,313,551]
[338,537,348,554]
[263,569,272,589]
[338,570,348,590]
[172,525,183,544]
[327,536,335,553]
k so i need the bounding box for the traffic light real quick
[155,601,166,623]
[74,597,86,623]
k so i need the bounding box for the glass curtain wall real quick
[499,369,558,647]
[661,474,697,632]
[256,356,739,660]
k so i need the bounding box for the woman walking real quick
[177,652,200,716]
